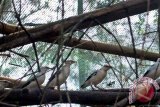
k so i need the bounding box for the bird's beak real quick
[104,64,112,68]
[45,67,53,71]
[74,61,76,64]
[73,61,77,66]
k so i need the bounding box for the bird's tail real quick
[80,83,88,89]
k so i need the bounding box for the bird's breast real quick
[91,71,106,85]
[49,68,70,87]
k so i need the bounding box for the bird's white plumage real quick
[87,69,107,85]
[143,58,160,80]
[81,65,112,88]
[22,67,50,89]
[48,60,75,88]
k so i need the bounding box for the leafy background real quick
[0,0,159,106]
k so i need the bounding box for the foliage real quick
[0,0,159,98]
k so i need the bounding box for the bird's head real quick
[103,64,112,71]
[65,60,76,65]
[40,66,52,73]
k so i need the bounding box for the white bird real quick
[21,66,51,89]
[81,65,112,89]
[143,58,160,80]
[48,60,76,88]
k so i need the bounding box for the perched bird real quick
[143,58,160,80]
[21,66,51,89]
[48,60,76,88]
[81,65,112,89]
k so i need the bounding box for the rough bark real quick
[0,89,159,106]
[46,37,160,61]
[0,77,25,88]
[0,78,159,106]
[0,0,159,52]
[0,22,23,34]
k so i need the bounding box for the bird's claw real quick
[95,86,107,91]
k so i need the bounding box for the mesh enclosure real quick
[0,0,159,106]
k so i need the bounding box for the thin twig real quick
[40,18,93,105]
[93,18,136,76]
[12,0,41,74]
[78,30,124,88]
[126,9,138,78]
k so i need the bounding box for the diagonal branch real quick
[0,88,160,106]
[0,0,159,52]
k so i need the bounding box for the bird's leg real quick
[91,84,94,90]
[90,84,96,90]
[95,85,106,91]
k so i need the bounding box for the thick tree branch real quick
[0,78,159,106]
[3,0,160,34]
[1,36,159,61]
[0,0,159,51]
[0,22,23,34]
[0,88,160,106]
[0,0,158,63]
[0,77,25,88]
[45,37,160,61]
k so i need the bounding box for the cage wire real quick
[0,0,159,106]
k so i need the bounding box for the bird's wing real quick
[143,64,155,76]
[85,70,98,82]
[54,68,63,77]
[49,68,62,82]
[55,69,62,75]
[21,72,42,88]
[54,65,68,77]
[143,69,150,76]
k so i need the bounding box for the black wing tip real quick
[80,85,84,89]
[143,69,150,77]
[80,83,87,89]
[21,81,31,88]
[85,71,97,81]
